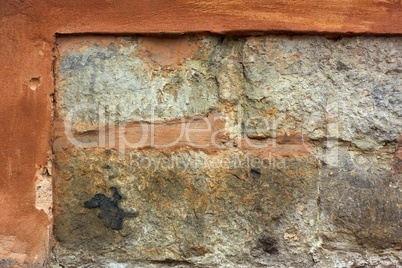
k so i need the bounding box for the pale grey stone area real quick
[57,38,220,126]
[58,36,401,145]
[242,36,402,144]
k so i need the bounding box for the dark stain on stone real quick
[84,187,138,230]
[101,164,112,169]
[250,167,261,180]
[258,236,278,254]
[337,61,350,71]
[105,149,111,154]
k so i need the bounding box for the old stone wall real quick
[50,35,401,267]
[1,1,401,266]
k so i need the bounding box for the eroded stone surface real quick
[53,149,318,266]
[52,35,401,267]
[56,36,221,131]
[242,36,402,144]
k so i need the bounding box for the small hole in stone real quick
[250,167,261,180]
[259,236,278,254]
[29,77,41,90]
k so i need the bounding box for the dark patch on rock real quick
[84,187,138,230]
[250,167,261,180]
[258,236,278,254]
[336,61,350,71]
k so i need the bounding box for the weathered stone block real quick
[52,35,401,267]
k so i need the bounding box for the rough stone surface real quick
[52,35,401,267]
[56,36,220,128]
[242,36,402,144]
